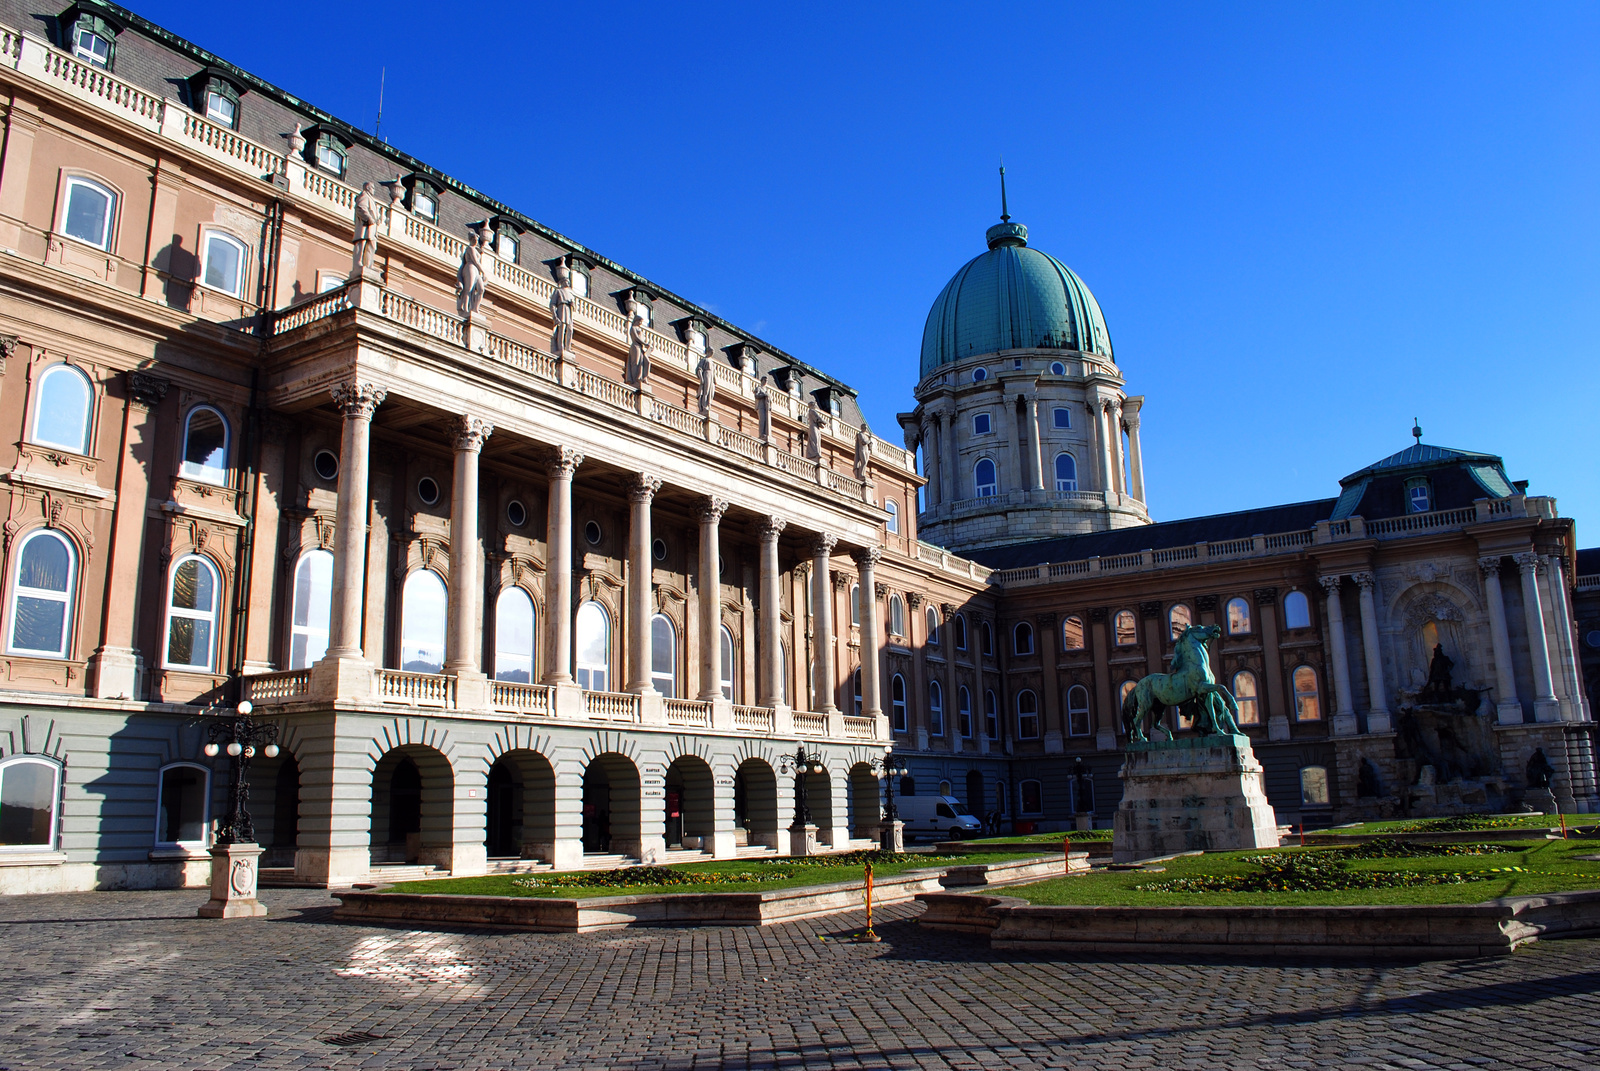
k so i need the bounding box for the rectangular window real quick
[205,91,237,127]
[156,766,208,846]
[1053,408,1071,429]
[202,233,245,297]
[72,27,111,68]
[63,178,114,250]
[973,413,991,435]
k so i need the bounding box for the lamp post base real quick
[788,823,819,858]
[879,820,904,853]
[198,842,268,918]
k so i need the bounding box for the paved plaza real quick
[1,888,1598,1071]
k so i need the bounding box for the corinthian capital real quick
[1513,551,1541,574]
[1351,571,1376,590]
[850,546,883,569]
[451,415,494,452]
[810,532,838,558]
[626,473,663,503]
[1477,555,1504,576]
[330,381,387,419]
[1318,575,1343,594]
[757,515,787,541]
[544,447,584,480]
[696,496,730,525]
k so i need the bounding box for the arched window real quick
[1054,453,1078,492]
[719,625,735,700]
[1283,589,1311,630]
[852,667,862,715]
[884,499,899,534]
[1226,597,1252,635]
[954,613,967,651]
[0,756,62,849]
[1019,779,1044,815]
[1066,684,1091,737]
[492,587,536,683]
[890,674,907,733]
[575,602,610,691]
[155,762,209,847]
[1062,615,1085,651]
[928,680,944,737]
[400,570,447,673]
[1052,406,1071,428]
[288,549,333,669]
[201,231,248,297]
[850,583,860,627]
[1168,603,1192,641]
[650,613,676,696]
[1292,665,1321,721]
[958,686,972,737]
[974,458,997,497]
[164,555,220,671]
[889,595,905,637]
[31,364,93,454]
[1014,621,1034,655]
[984,689,998,739]
[181,406,229,485]
[981,620,994,657]
[8,529,76,658]
[1016,690,1039,739]
[62,176,115,249]
[779,643,789,705]
[1114,609,1138,646]
[1300,765,1331,807]
[1233,670,1260,725]
[926,605,940,644]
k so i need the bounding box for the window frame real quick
[1405,477,1432,514]
[981,621,994,658]
[493,585,537,684]
[199,229,249,299]
[850,583,861,627]
[719,624,735,700]
[288,548,334,670]
[575,601,611,692]
[399,568,448,674]
[0,755,63,851]
[925,605,940,645]
[888,595,905,638]
[180,404,230,486]
[7,528,78,659]
[154,761,211,849]
[958,685,972,738]
[1052,406,1071,429]
[1049,361,1066,376]
[649,613,677,697]
[972,367,988,382]
[954,613,967,651]
[1292,664,1321,721]
[162,554,222,672]
[884,498,898,534]
[1066,684,1091,737]
[30,363,94,455]
[1054,452,1078,492]
[1232,669,1260,726]
[1062,614,1085,652]
[71,21,114,69]
[974,457,998,498]
[984,688,998,740]
[890,673,907,733]
[1283,589,1312,630]
[1226,596,1253,636]
[852,667,862,716]
[311,132,348,178]
[1168,603,1193,642]
[204,87,238,128]
[1019,779,1044,816]
[1016,689,1040,739]
[59,175,117,252]
[928,679,944,737]
[1300,765,1331,808]
[972,412,992,436]
[1013,620,1034,656]
[1114,609,1138,647]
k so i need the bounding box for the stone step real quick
[735,845,779,858]
[484,857,553,875]
[579,853,640,871]
[367,863,452,883]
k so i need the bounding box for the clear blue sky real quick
[139,1,1598,537]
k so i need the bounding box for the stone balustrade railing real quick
[241,669,311,703]
[491,680,552,716]
[664,699,712,727]
[583,691,641,723]
[1577,574,1600,593]
[378,669,455,708]
[732,705,776,733]
[793,712,829,737]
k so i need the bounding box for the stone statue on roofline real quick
[754,376,772,441]
[352,181,380,277]
[696,353,714,416]
[625,304,652,387]
[549,259,576,358]
[805,398,825,460]
[853,422,873,482]
[456,226,488,319]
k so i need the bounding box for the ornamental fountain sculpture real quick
[1112,624,1280,863]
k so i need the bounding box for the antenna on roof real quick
[999,160,1010,222]
[374,66,386,141]
[1412,418,1422,443]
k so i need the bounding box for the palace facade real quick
[0,1,1591,894]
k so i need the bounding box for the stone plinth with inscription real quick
[1112,735,1280,864]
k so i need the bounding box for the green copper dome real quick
[920,221,1113,378]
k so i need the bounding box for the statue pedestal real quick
[197,842,268,919]
[1112,735,1280,863]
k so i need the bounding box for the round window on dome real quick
[972,367,988,383]
[1050,361,1066,375]
[1588,630,1600,650]
[312,449,339,482]
[506,500,527,528]
[417,477,440,506]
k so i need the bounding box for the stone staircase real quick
[579,852,640,870]
[367,862,450,883]
[484,857,553,875]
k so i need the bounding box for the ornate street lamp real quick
[196,700,277,919]
[777,744,826,856]
[867,745,908,852]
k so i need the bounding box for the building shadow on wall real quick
[151,234,200,311]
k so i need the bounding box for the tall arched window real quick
[852,667,862,715]
[928,680,944,737]
[155,762,209,847]
[575,602,610,691]
[0,756,63,849]
[1016,690,1039,739]
[31,364,93,454]
[974,457,997,497]
[1114,609,1138,646]
[1014,621,1034,655]
[719,624,735,700]
[288,549,333,669]
[1168,603,1192,641]
[494,587,536,683]
[1062,615,1085,651]
[884,499,899,534]
[779,643,789,705]
[984,689,998,739]
[954,613,967,651]
[650,613,676,696]
[181,406,229,485]
[890,674,907,733]
[1226,597,1252,635]
[926,605,940,644]
[981,621,994,657]
[164,555,220,671]
[1283,589,1311,630]
[62,176,115,249]
[1232,669,1260,725]
[1067,684,1091,737]
[889,595,905,637]
[958,686,972,738]
[400,570,447,673]
[1054,453,1078,492]
[1119,679,1138,708]
[8,529,76,658]
[850,583,860,627]
[1292,665,1321,721]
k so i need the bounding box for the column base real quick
[1267,715,1292,742]
[528,838,585,871]
[1496,700,1525,726]
[1331,712,1359,737]
[1366,709,1394,735]
[1534,699,1562,723]
[87,645,143,700]
[198,842,268,918]
[1096,728,1118,751]
[447,842,487,877]
[294,846,371,887]
[1042,730,1065,754]
[552,682,586,718]
[309,654,375,704]
[451,670,490,711]
[709,830,739,859]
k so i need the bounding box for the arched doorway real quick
[803,766,834,845]
[485,750,557,860]
[966,770,984,819]
[848,763,881,843]
[734,758,778,849]
[248,751,300,868]
[664,756,714,850]
[581,753,642,858]
[371,746,454,867]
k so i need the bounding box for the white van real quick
[894,795,983,840]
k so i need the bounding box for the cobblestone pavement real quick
[2,888,1598,1071]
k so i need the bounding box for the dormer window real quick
[618,288,656,326]
[567,258,592,297]
[1406,477,1432,513]
[205,90,236,127]
[69,13,115,69]
[405,176,441,221]
[972,413,992,435]
[308,131,348,178]
[492,219,521,263]
[675,318,712,354]
[189,71,245,130]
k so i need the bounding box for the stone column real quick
[1258,589,1290,741]
[1319,576,1357,736]
[940,407,958,504]
[757,516,787,706]
[445,416,492,676]
[697,497,729,701]
[1096,399,1117,497]
[1479,556,1522,723]
[1024,393,1045,491]
[541,449,583,685]
[1037,612,1064,752]
[90,372,167,698]
[1543,554,1586,720]
[810,533,838,713]
[921,418,940,507]
[625,474,663,695]
[240,421,288,674]
[1108,401,1126,495]
[1123,403,1147,502]
[853,549,882,727]
[1352,572,1392,734]
[1006,395,1025,493]
[324,382,386,660]
[1514,552,1560,721]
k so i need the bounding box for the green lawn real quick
[963,830,1113,844]
[1317,814,1579,836]
[1007,839,1600,907]
[382,851,1038,899]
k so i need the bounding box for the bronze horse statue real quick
[1120,624,1241,742]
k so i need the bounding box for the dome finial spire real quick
[999,160,1010,223]
[1412,418,1422,443]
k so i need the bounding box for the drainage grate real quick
[319,1031,386,1048]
